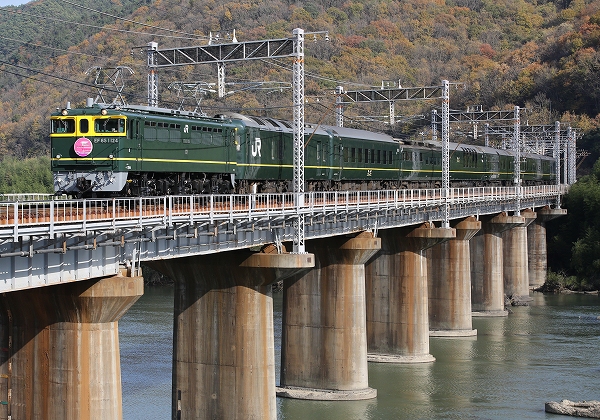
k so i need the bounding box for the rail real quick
[0,185,566,241]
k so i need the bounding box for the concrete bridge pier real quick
[471,212,525,316]
[428,217,481,337]
[503,209,537,301]
[528,207,568,288]
[149,247,313,420]
[365,223,455,363]
[277,232,380,401]
[0,271,144,420]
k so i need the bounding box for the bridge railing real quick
[0,185,566,239]
[0,193,67,202]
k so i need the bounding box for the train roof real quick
[412,139,554,160]
[221,112,399,143]
[51,103,556,160]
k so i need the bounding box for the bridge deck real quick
[0,185,565,292]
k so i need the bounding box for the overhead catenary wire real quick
[0,35,108,60]
[61,0,208,41]
[0,7,203,41]
[0,66,101,100]
[0,5,405,123]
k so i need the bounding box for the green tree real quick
[547,159,600,289]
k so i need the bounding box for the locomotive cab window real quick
[51,118,75,134]
[95,117,125,134]
[79,119,89,134]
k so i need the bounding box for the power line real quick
[61,0,208,41]
[264,57,372,89]
[0,66,95,99]
[0,59,108,90]
[0,8,202,41]
[0,35,107,60]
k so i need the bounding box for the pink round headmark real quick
[74,137,93,157]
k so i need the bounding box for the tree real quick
[547,159,600,289]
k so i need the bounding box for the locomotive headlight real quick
[100,108,108,115]
[108,154,114,159]
[61,109,68,116]
[55,154,62,159]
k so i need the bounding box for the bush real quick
[0,156,53,194]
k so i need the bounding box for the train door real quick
[331,132,342,181]
[246,127,261,179]
[277,131,284,180]
[127,117,142,171]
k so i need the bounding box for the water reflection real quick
[120,288,600,420]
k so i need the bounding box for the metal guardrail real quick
[0,193,65,202]
[0,185,566,291]
[0,185,566,241]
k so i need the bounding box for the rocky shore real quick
[545,400,600,418]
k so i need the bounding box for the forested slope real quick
[1,0,600,159]
[1,0,600,284]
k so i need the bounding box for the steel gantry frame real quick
[147,42,159,108]
[478,120,577,187]
[441,80,450,227]
[85,66,134,106]
[145,28,329,253]
[292,28,305,253]
[166,81,215,114]
[336,81,452,226]
[513,106,522,215]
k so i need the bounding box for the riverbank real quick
[534,283,600,295]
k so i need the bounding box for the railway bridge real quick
[0,186,566,419]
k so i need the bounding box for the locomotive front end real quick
[50,104,129,197]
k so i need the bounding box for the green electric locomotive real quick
[50,101,556,197]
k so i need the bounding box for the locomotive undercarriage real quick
[124,172,233,196]
[70,170,537,197]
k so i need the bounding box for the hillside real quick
[1,0,600,160]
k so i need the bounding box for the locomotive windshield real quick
[51,118,75,134]
[94,117,125,133]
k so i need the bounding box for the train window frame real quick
[79,119,89,134]
[51,118,76,134]
[316,141,321,161]
[94,117,125,134]
[389,151,393,164]
[351,148,356,163]
[343,146,349,163]
[358,148,363,163]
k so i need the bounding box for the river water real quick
[120,287,600,419]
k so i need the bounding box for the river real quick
[120,287,600,419]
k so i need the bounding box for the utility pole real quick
[292,28,305,253]
[144,28,329,253]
